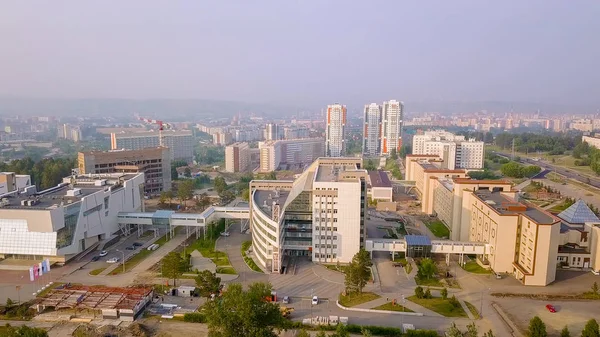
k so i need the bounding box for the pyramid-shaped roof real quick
[557,199,600,224]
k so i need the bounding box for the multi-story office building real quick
[380,100,404,156]
[412,130,484,169]
[110,130,193,162]
[225,142,250,173]
[362,103,382,157]
[325,104,346,157]
[0,173,144,263]
[259,138,325,172]
[77,147,171,194]
[265,123,281,141]
[249,157,367,272]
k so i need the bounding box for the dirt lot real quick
[495,298,600,336]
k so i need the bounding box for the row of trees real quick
[500,161,542,178]
[571,141,600,175]
[494,132,581,154]
[0,157,75,190]
[526,316,598,337]
[446,322,494,337]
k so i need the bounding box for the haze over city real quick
[1,1,599,110]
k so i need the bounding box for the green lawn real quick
[339,292,381,307]
[462,260,491,274]
[464,301,480,319]
[241,240,263,273]
[407,296,468,318]
[110,248,154,275]
[415,277,445,287]
[372,302,414,312]
[425,220,450,238]
[216,266,236,275]
[187,220,236,273]
[89,268,106,276]
[324,264,348,273]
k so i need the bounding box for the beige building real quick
[110,130,193,162]
[466,189,560,286]
[225,142,250,173]
[78,147,171,194]
[367,170,393,202]
[259,138,325,172]
[582,135,600,149]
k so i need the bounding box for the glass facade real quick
[56,202,81,249]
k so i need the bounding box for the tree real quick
[159,192,168,206]
[162,252,187,287]
[414,286,424,299]
[315,332,327,337]
[527,316,547,337]
[560,326,571,337]
[581,319,599,337]
[361,327,373,337]
[177,179,194,207]
[523,165,542,178]
[203,282,285,337]
[344,249,372,294]
[2,324,48,337]
[241,189,250,201]
[214,176,228,194]
[184,167,192,178]
[501,161,524,178]
[483,330,496,337]
[332,324,350,337]
[465,322,478,337]
[390,148,398,160]
[417,258,437,280]
[194,270,223,299]
[399,144,411,158]
[445,322,463,337]
[363,159,377,171]
[440,287,448,300]
[592,282,599,295]
[5,298,14,308]
[424,288,432,299]
[484,132,494,144]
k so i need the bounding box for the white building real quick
[412,130,484,169]
[0,173,145,263]
[582,135,600,149]
[0,172,32,195]
[259,138,325,172]
[380,100,404,156]
[325,104,347,157]
[225,142,250,173]
[111,130,194,162]
[362,103,381,157]
[265,123,281,141]
[249,157,367,272]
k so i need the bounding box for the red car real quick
[546,304,556,313]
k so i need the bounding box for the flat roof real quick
[254,190,289,220]
[315,165,357,182]
[473,190,556,225]
[368,170,391,188]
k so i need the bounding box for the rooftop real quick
[0,173,139,210]
[557,199,600,224]
[254,189,289,220]
[473,190,557,225]
[38,285,152,311]
[368,170,391,188]
[315,164,358,182]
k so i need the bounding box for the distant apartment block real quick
[325,104,346,157]
[570,119,593,132]
[212,132,233,146]
[78,147,172,194]
[265,123,281,141]
[412,130,484,169]
[58,124,82,142]
[582,135,600,149]
[225,142,250,173]
[362,103,382,157]
[283,126,310,140]
[380,100,404,156]
[259,138,325,172]
[110,130,193,162]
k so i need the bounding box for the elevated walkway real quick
[118,206,249,227]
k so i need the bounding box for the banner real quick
[33,265,39,279]
[29,267,34,282]
[45,259,51,272]
[38,262,44,276]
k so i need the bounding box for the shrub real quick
[424,288,432,299]
[415,286,424,299]
[183,312,206,323]
[448,295,460,308]
[440,287,448,300]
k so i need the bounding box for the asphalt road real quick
[494,151,600,188]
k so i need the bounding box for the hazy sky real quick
[1,1,599,107]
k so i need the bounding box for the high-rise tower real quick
[325,103,347,157]
[380,100,404,156]
[362,103,382,157]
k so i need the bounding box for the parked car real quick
[125,246,136,250]
[133,242,143,247]
[221,232,230,237]
[106,257,119,263]
[91,256,100,262]
[546,304,556,313]
[282,296,290,304]
[311,296,318,305]
[99,250,108,257]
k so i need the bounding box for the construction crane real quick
[137,116,172,147]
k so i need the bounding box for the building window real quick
[333,218,338,222]
[333,227,337,231]
[333,236,337,240]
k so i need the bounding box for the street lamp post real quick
[116,250,125,273]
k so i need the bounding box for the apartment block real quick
[213,132,233,146]
[325,104,346,157]
[110,130,193,162]
[78,147,172,194]
[249,157,367,272]
[362,103,382,157]
[582,135,600,149]
[265,123,281,141]
[58,124,82,142]
[0,173,144,263]
[259,138,325,172]
[412,130,484,169]
[225,142,250,173]
[283,126,310,140]
[380,100,404,156]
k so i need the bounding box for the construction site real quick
[36,284,154,321]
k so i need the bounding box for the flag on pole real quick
[45,259,51,272]
[38,262,44,276]
[33,265,39,279]
[29,267,34,282]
